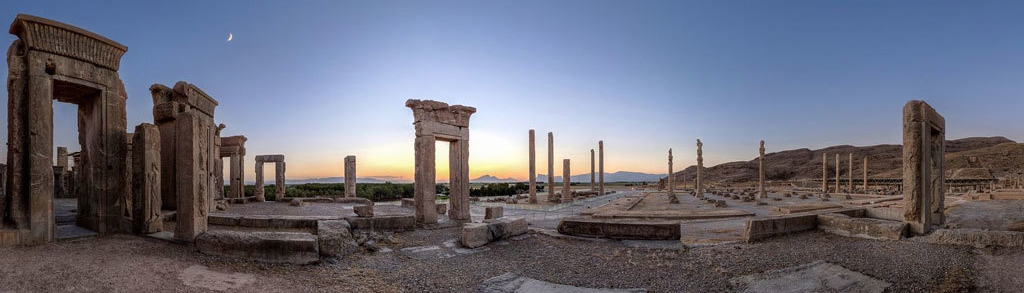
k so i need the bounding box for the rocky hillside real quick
[667,137,1020,184]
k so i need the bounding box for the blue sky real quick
[2,1,1023,180]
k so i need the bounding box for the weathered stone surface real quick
[5,14,130,244]
[401,198,415,207]
[254,154,286,201]
[196,230,319,264]
[744,215,818,242]
[131,123,162,234]
[528,130,537,204]
[599,140,605,195]
[478,273,646,293]
[548,132,555,202]
[346,215,416,231]
[407,99,474,224]
[485,206,504,220]
[461,217,528,248]
[758,141,766,199]
[317,220,359,257]
[924,228,1024,248]
[344,155,356,198]
[174,112,209,242]
[354,205,374,218]
[817,213,906,241]
[557,217,680,240]
[902,100,945,234]
[562,159,572,201]
[696,139,703,194]
[219,136,247,200]
[436,203,447,215]
[730,260,890,293]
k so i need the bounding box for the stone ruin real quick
[406,99,475,224]
[902,100,945,234]
[2,14,130,245]
[254,155,286,201]
[344,155,356,197]
[219,135,247,200]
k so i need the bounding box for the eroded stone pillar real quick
[599,140,605,196]
[758,140,766,199]
[230,154,244,198]
[449,139,470,221]
[131,123,162,234]
[822,153,827,193]
[834,154,840,193]
[696,139,703,195]
[548,132,555,202]
[344,155,356,198]
[254,159,265,200]
[848,154,853,192]
[902,100,945,234]
[863,157,868,191]
[275,161,286,198]
[590,149,595,191]
[562,159,571,201]
[528,130,537,204]
[668,148,674,196]
[414,135,438,224]
[174,112,208,242]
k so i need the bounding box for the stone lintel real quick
[414,121,468,141]
[903,100,945,130]
[255,154,285,163]
[9,14,127,71]
[172,81,218,117]
[405,99,476,127]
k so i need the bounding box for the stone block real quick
[317,220,359,257]
[817,213,906,241]
[346,215,416,231]
[461,217,529,248]
[744,214,819,242]
[354,205,374,218]
[401,198,415,207]
[196,230,319,264]
[131,123,163,234]
[485,206,504,220]
[557,217,680,240]
[436,203,447,215]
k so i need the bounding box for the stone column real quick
[254,159,265,200]
[449,139,470,221]
[758,140,766,199]
[56,147,68,169]
[528,130,536,203]
[599,140,605,196]
[848,153,853,192]
[667,148,674,196]
[414,135,438,224]
[344,155,356,198]
[834,154,840,193]
[548,132,555,202]
[863,157,868,191]
[230,154,244,198]
[562,159,571,201]
[902,100,945,234]
[174,112,208,242]
[696,139,703,194]
[275,161,286,199]
[131,123,162,234]
[590,149,595,191]
[822,153,827,193]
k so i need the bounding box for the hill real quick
[665,137,1019,184]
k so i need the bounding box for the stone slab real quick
[923,228,1024,248]
[774,203,843,214]
[744,214,818,242]
[817,213,906,241]
[461,217,529,248]
[196,230,319,264]
[346,215,416,231]
[317,220,359,257]
[730,260,890,293]
[477,273,646,293]
[557,216,680,240]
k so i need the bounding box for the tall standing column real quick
[848,153,853,192]
[696,139,703,194]
[414,135,437,224]
[275,161,286,198]
[528,130,537,203]
[822,153,827,193]
[548,132,555,202]
[668,149,677,203]
[230,154,244,198]
[562,159,571,201]
[758,140,766,199]
[344,155,356,198]
[862,157,868,191]
[590,149,595,191]
[599,140,605,196]
[834,154,840,193]
[254,161,265,200]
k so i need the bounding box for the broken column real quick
[528,130,537,204]
[668,148,675,197]
[834,154,840,193]
[696,139,704,195]
[344,155,356,198]
[562,159,571,201]
[821,153,827,193]
[131,123,162,234]
[548,132,555,202]
[406,99,475,223]
[902,100,945,234]
[758,140,766,199]
[862,157,868,191]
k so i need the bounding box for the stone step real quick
[196,230,319,264]
[56,225,98,241]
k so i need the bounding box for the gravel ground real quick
[2,227,1014,293]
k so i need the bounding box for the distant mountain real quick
[471,175,519,183]
[537,171,665,183]
[663,136,1019,184]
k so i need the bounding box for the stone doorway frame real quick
[219,136,247,199]
[3,14,129,245]
[902,100,945,235]
[254,155,285,202]
[406,100,476,224]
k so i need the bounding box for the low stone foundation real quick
[924,228,1024,248]
[817,213,906,241]
[557,217,680,240]
[462,217,528,248]
[196,230,319,264]
[346,215,416,231]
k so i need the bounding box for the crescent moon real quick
[227,33,233,42]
